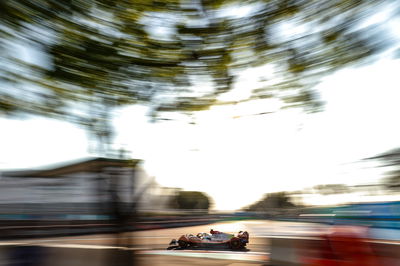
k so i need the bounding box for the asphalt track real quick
[0,220,273,265]
[3,220,400,265]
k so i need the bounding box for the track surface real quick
[1,220,274,265]
[2,220,400,265]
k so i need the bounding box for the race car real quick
[169,229,249,250]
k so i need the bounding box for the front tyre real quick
[178,240,188,249]
[230,238,242,250]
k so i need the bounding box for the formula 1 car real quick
[169,229,249,250]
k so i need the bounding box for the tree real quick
[382,174,400,192]
[174,191,211,211]
[245,192,295,211]
[1,0,398,151]
[313,184,350,195]
[365,148,400,193]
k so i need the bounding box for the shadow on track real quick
[166,245,250,252]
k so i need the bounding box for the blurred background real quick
[1,0,400,265]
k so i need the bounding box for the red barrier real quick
[300,226,381,266]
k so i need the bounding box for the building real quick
[0,157,176,220]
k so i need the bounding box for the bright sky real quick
[1,57,400,210]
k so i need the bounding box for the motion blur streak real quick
[1,0,398,129]
[1,0,400,265]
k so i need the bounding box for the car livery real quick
[169,229,249,250]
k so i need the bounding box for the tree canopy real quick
[174,191,211,210]
[1,0,397,138]
[245,192,295,211]
[313,184,350,195]
[366,148,400,192]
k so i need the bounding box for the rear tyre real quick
[178,240,188,249]
[230,238,242,250]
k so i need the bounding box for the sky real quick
[1,57,400,210]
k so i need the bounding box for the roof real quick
[1,157,140,178]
